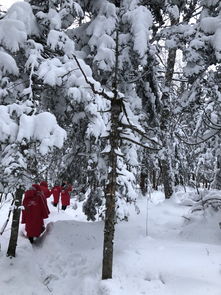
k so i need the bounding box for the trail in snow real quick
[112,191,221,295]
[0,189,221,295]
[32,220,103,294]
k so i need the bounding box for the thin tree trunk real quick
[102,27,120,280]
[7,186,24,257]
[160,159,173,198]
[102,97,121,279]
[0,192,3,203]
[159,16,179,198]
[140,171,148,195]
[152,169,158,190]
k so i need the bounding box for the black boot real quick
[28,237,34,244]
[61,205,67,210]
[51,201,57,207]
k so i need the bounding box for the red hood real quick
[32,184,41,191]
[40,181,48,187]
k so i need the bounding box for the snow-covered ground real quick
[0,188,221,295]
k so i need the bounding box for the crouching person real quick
[21,184,50,244]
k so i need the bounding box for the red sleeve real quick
[23,191,33,207]
[67,185,72,192]
[45,188,51,198]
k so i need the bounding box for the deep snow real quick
[0,188,221,295]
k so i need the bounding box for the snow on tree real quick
[0,2,69,257]
[67,0,162,279]
[178,1,221,190]
[0,102,66,186]
[2,0,221,280]
[0,101,67,258]
[70,0,156,220]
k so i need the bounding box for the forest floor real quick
[0,187,221,295]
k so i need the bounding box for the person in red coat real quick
[39,181,51,200]
[61,181,72,210]
[51,184,62,207]
[21,184,50,243]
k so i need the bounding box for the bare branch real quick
[175,130,220,145]
[119,122,162,147]
[72,54,112,101]
[203,111,221,130]
[120,136,160,151]
[126,68,152,84]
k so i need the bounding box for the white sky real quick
[0,0,22,9]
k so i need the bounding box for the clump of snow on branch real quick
[47,30,75,57]
[200,14,221,60]
[122,5,152,64]
[38,55,95,88]
[18,112,67,155]
[116,155,138,220]
[0,19,27,52]
[86,95,110,141]
[0,2,38,54]
[0,106,18,142]
[0,51,19,76]
[37,9,61,30]
[6,2,39,36]
[60,0,84,20]
[25,40,43,70]
[0,103,67,155]
[86,1,117,71]
[38,58,66,86]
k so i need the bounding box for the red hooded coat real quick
[51,185,62,204]
[40,181,51,199]
[21,184,49,237]
[61,184,72,206]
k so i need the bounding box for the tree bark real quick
[159,16,179,199]
[102,26,121,279]
[140,171,148,195]
[160,159,173,198]
[152,169,158,190]
[102,98,121,279]
[7,186,24,257]
[211,156,221,189]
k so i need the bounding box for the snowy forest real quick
[0,0,221,294]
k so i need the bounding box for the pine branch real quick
[175,130,220,145]
[126,68,152,84]
[119,122,162,147]
[203,111,221,130]
[120,136,160,151]
[72,54,112,101]
[202,117,221,131]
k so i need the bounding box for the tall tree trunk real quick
[140,171,148,195]
[102,97,121,279]
[7,186,24,257]
[160,159,173,198]
[212,159,221,190]
[0,192,3,203]
[102,26,120,280]
[140,155,149,195]
[152,169,158,190]
[159,16,179,199]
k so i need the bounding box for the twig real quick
[72,54,112,101]
[0,196,15,235]
[120,136,160,151]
